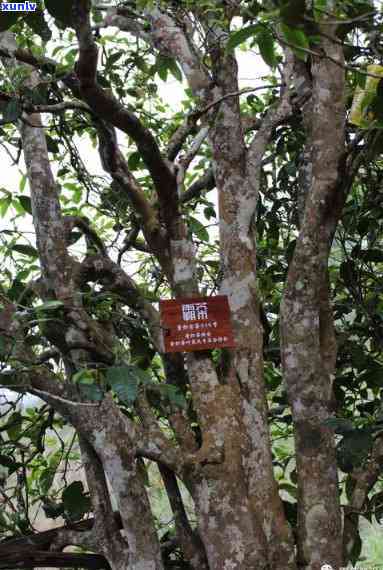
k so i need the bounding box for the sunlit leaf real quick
[11,244,38,257]
[227,24,258,51]
[17,195,32,215]
[256,28,278,68]
[280,23,309,61]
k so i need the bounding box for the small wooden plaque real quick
[160,295,235,353]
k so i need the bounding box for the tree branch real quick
[76,254,164,352]
[181,167,215,203]
[0,550,109,569]
[159,464,209,569]
[91,118,173,270]
[72,0,180,238]
[343,435,383,562]
[176,126,210,195]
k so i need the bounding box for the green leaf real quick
[19,174,27,192]
[107,365,148,404]
[11,244,38,257]
[39,452,61,494]
[157,65,168,82]
[279,482,297,500]
[128,151,141,171]
[73,369,96,385]
[167,58,183,82]
[17,195,32,215]
[337,430,373,473]
[204,206,216,220]
[313,0,327,20]
[280,23,309,61]
[106,51,124,69]
[57,166,69,177]
[6,412,22,441]
[324,417,355,435]
[0,195,11,218]
[107,365,139,404]
[68,231,82,245]
[62,481,91,522]
[360,249,383,262]
[73,369,104,401]
[159,384,187,409]
[79,382,104,401]
[46,135,60,154]
[43,500,64,520]
[2,99,22,123]
[256,28,278,68]
[189,216,209,242]
[45,0,74,27]
[154,55,182,82]
[227,24,259,51]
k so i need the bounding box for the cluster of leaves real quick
[0,398,88,537]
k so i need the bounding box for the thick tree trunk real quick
[280,31,345,569]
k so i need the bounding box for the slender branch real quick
[343,435,383,562]
[0,46,57,71]
[76,254,164,352]
[77,436,128,563]
[33,101,91,114]
[0,550,108,570]
[276,34,383,79]
[159,464,209,569]
[194,85,283,120]
[32,389,100,407]
[176,126,210,195]
[167,115,199,162]
[63,216,106,255]
[72,0,180,237]
[248,63,294,179]
[181,167,215,203]
[166,84,269,163]
[305,8,375,25]
[92,119,160,236]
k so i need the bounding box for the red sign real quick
[160,295,235,353]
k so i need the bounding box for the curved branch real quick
[76,253,163,352]
[0,550,108,570]
[72,0,180,237]
[181,167,215,203]
[159,464,209,569]
[343,435,383,562]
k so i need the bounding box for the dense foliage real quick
[0,1,383,568]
